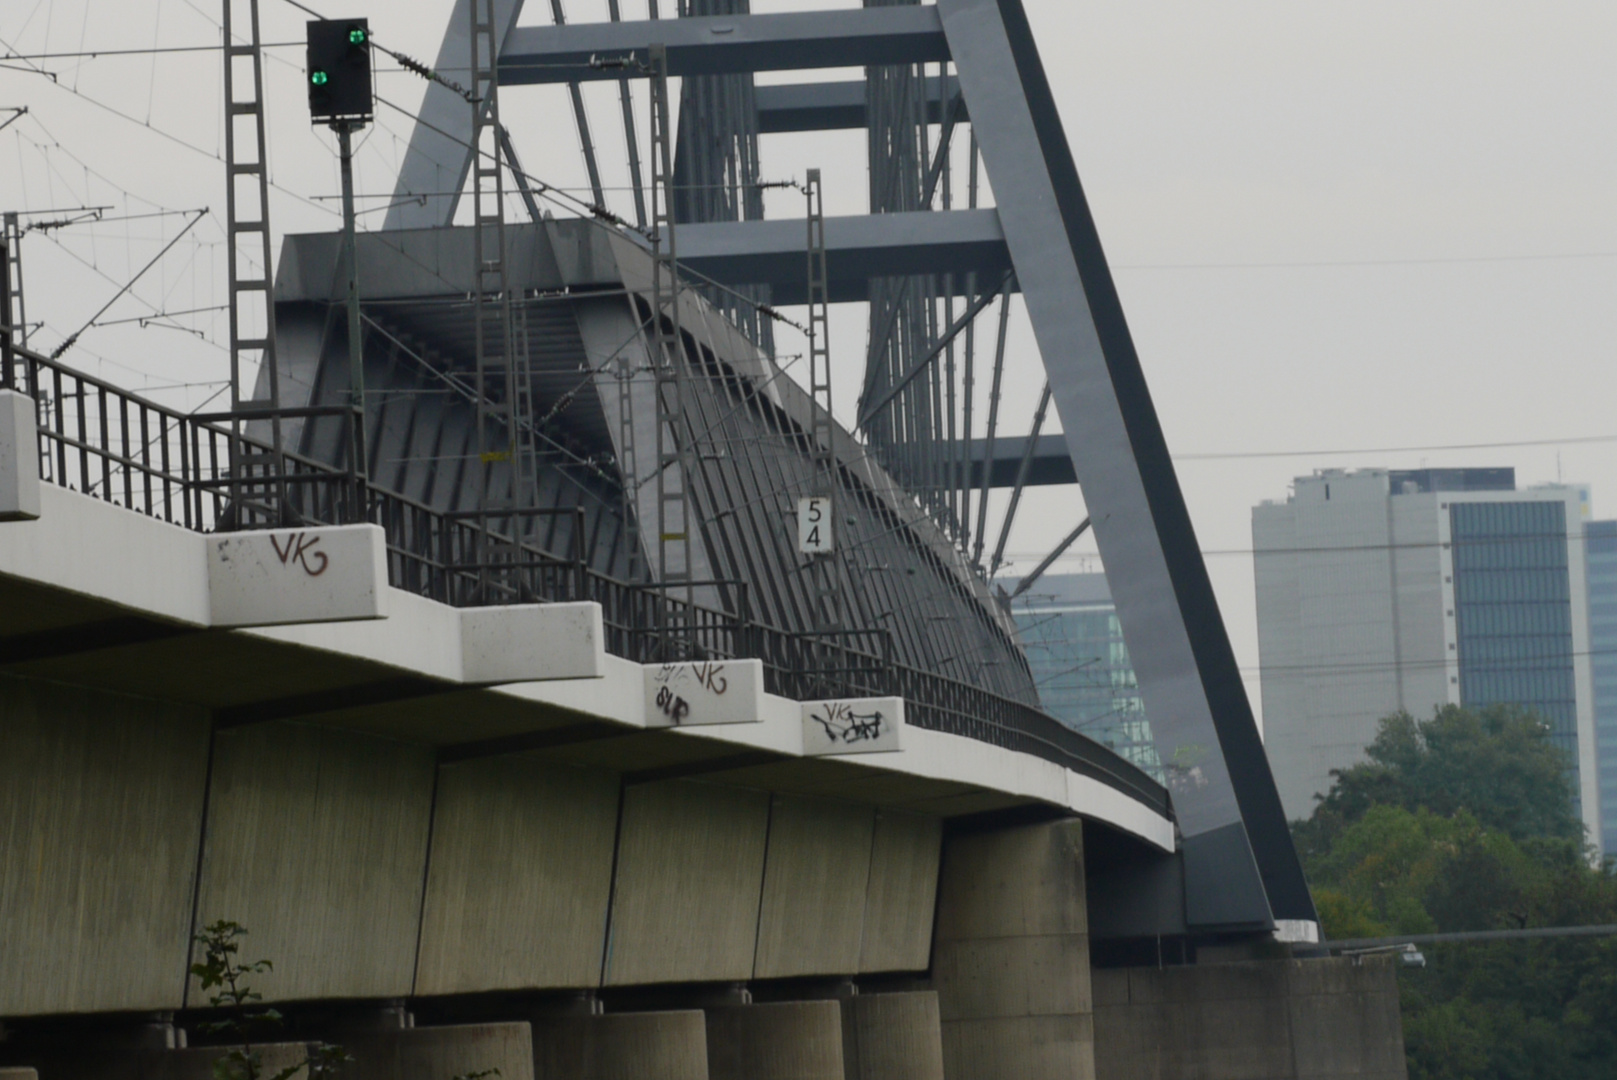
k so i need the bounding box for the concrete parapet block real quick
[940,1015,1095,1080]
[644,659,763,727]
[342,1023,535,1080]
[801,697,903,755]
[0,1069,39,1080]
[208,524,388,627]
[459,602,605,684]
[0,388,40,521]
[706,1001,845,1080]
[532,1011,708,1080]
[842,991,945,1080]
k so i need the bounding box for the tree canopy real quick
[1293,705,1617,1080]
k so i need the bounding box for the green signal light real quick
[349,28,367,44]
[311,70,329,85]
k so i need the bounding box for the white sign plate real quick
[797,496,833,553]
[645,658,764,728]
[801,697,904,755]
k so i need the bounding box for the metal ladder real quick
[649,43,695,653]
[804,168,842,636]
[221,0,286,526]
[469,0,528,594]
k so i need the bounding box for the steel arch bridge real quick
[266,0,1316,941]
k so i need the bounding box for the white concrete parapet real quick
[208,524,388,627]
[460,602,606,684]
[0,389,41,522]
[801,697,904,755]
[645,658,764,727]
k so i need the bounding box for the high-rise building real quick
[1010,572,1161,779]
[1252,468,1600,852]
[1585,520,1617,857]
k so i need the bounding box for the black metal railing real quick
[1,343,1169,817]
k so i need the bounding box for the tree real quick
[1293,704,1583,866]
[1293,705,1617,1080]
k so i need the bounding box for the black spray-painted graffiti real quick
[809,702,885,744]
[269,532,329,576]
[652,661,728,725]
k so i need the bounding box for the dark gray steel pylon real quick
[378,0,1315,935]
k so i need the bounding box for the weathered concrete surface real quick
[207,524,388,628]
[190,722,434,1003]
[1092,956,1408,1080]
[707,1001,845,1080]
[842,991,945,1080]
[858,810,942,974]
[932,820,1093,1080]
[416,754,619,994]
[604,780,770,985]
[141,1043,314,1080]
[343,1024,535,1080]
[532,1010,708,1080]
[0,674,209,1016]
[754,795,876,978]
[0,1069,39,1080]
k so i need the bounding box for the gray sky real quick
[5,0,1617,726]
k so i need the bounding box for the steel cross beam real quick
[497,6,948,85]
[676,208,1011,305]
[755,76,962,133]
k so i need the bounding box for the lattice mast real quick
[221,0,286,525]
[804,168,841,633]
[469,0,536,592]
[649,43,695,636]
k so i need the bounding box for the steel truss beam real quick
[498,6,947,84]
[755,76,961,133]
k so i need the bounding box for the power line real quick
[1,42,302,61]
[1179,433,1617,461]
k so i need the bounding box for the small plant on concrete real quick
[190,920,351,1080]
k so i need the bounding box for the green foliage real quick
[190,921,351,1080]
[1293,705,1583,867]
[1294,706,1617,1079]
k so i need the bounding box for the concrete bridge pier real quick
[531,1010,708,1080]
[841,991,945,1080]
[932,820,1093,1080]
[705,1000,845,1080]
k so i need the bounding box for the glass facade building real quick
[1450,501,1581,793]
[1011,572,1162,780]
[1586,520,1617,857]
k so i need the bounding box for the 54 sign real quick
[797,496,834,554]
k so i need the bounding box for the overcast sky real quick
[5,0,1617,727]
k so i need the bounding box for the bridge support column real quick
[842,991,945,1080]
[932,820,1093,1080]
[531,1010,707,1080]
[706,1001,844,1080]
[341,1022,535,1080]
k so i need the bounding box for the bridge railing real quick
[0,344,1169,818]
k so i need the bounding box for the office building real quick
[1011,572,1161,779]
[1252,468,1600,851]
[1585,520,1617,857]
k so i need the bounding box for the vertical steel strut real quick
[649,43,695,650]
[804,168,841,635]
[470,0,531,594]
[221,0,286,526]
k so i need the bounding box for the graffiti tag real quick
[810,702,885,744]
[269,531,329,577]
